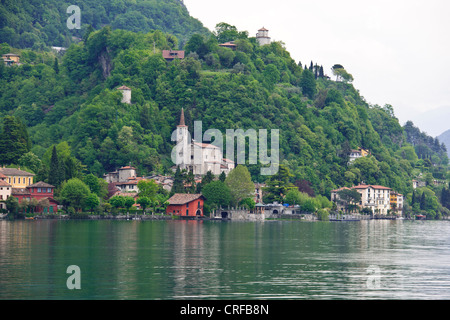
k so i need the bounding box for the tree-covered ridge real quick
[0,23,449,217]
[0,0,209,50]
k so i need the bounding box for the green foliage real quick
[201,180,232,209]
[59,178,91,211]
[0,17,448,215]
[0,0,209,49]
[137,179,158,200]
[0,116,30,165]
[225,165,254,207]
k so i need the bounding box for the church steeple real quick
[178,108,187,127]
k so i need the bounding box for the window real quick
[38,188,42,193]
[186,202,189,208]
[47,188,52,193]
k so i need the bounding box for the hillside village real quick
[0,106,429,221]
[1,22,449,221]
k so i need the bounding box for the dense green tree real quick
[201,180,232,209]
[299,69,316,99]
[137,179,158,200]
[59,178,91,212]
[137,196,151,213]
[85,193,100,213]
[0,116,31,165]
[225,165,254,207]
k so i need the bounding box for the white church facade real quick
[174,109,235,176]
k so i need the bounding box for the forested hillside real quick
[0,3,449,217]
[0,0,209,49]
[438,130,450,158]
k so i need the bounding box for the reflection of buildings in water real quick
[357,220,406,291]
[171,220,220,298]
[115,221,139,299]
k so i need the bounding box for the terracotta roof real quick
[258,27,268,31]
[0,180,11,187]
[0,172,7,178]
[162,50,185,60]
[11,188,31,195]
[119,166,136,170]
[117,85,131,90]
[0,168,35,176]
[352,185,391,190]
[219,41,237,47]
[2,53,19,57]
[167,194,204,205]
[116,192,139,198]
[28,181,55,188]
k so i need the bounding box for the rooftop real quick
[162,50,185,60]
[0,180,11,187]
[0,168,35,176]
[28,181,55,188]
[167,193,204,205]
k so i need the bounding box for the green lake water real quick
[0,219,449,300]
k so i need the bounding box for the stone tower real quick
[117,85,132,104]
[256,27,271,46]
[176,108,190,170]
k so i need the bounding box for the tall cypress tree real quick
[171,167,185,194]
[0,116,30,165]
[420,192,426,210]
[48,146,60,186]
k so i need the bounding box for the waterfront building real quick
[331,184,392,215]
[0,173,11,210]
[0,167,35,188]
[166,193,205,217]
[11,181,58,214]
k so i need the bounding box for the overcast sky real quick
[184,0,450,137]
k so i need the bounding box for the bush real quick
[317,209,330,221]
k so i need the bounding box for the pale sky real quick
[184,0,450,137]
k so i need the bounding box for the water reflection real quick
[0,220,450,299]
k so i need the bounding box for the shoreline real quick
[0,213,435,222]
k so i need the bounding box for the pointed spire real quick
[178,108,186,127]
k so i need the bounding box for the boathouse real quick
[166,193,205,217]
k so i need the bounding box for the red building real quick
[166,194,205,217]
[12,181,58,214]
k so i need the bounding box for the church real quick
[173,109,235,176]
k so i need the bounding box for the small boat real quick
[25,217,35,220]
[415,215,426,220]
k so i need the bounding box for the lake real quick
[0,219,449,300]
